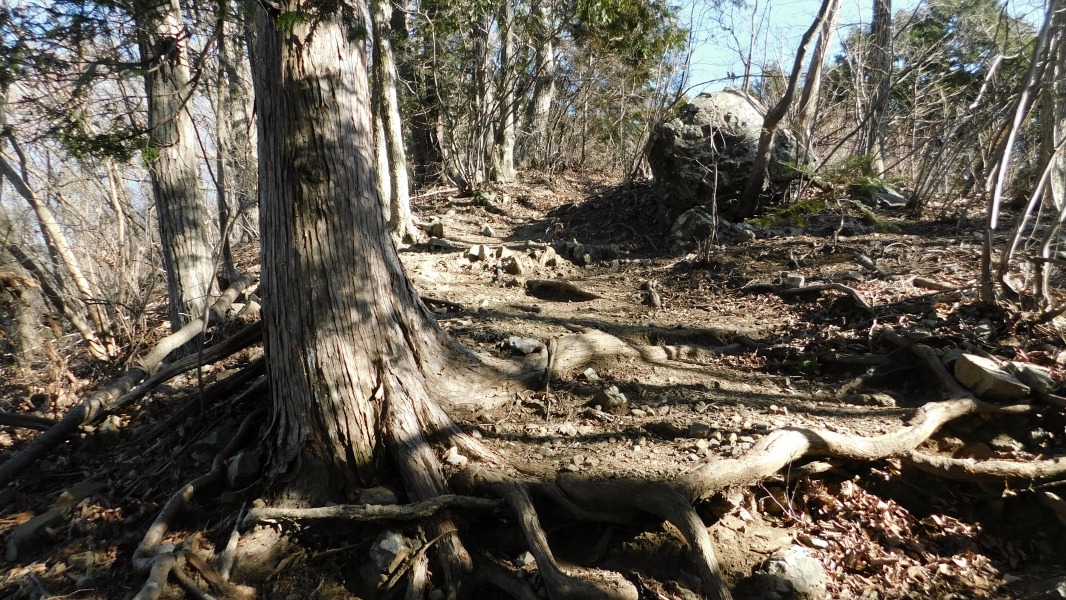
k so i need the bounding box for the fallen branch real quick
[243,495,500,527]
[741,281,875,316]
[0,275,255,488]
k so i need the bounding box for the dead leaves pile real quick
[772,477,1007,599]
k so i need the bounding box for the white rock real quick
[955,353,1030,400]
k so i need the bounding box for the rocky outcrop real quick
[647,90,809,220]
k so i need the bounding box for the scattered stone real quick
[369,531,414,574]
[481,224,495,237]
[558,422,578,437]
[467,244,491,262]
[630,408,647,417]
[688,422,713,439]
[955,353,1030,400]
[225,450,261,487]
[580,367,601,382]
[593,386,628,412]
[505,336,543,355]
[539,246,559,267]
[1010,362,1056,394]
[502,256,525,275]
[494,246,512,259]
[515,551,536,568]
[988,434,1025,453]
[750,547,828,600]
[444,446,468,467]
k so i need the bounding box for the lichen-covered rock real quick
[647,90,809,220]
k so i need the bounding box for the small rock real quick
[502,256,525,275]
[481,224,495,237]
[226,450,262,487]
[515,551,536,567]
[562,463,581,472]
[688,422,713,439]
[505,336,543,355]
[752,547,828,600]
[630,408,647,417]
[580,368,601,382]
[593,386,628,412]
[955,353,1030,400]
[558,422,578,437]
[975,319,995,341]
[444,446,468,467]
[1010,362,1056,394]
[539,246,559,267]
[467,244,491,262]
[988,434,1024,453]
[494,246,512,259]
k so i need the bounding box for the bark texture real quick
[252,2,462,484]
[139,0,216,331]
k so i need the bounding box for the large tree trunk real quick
[254,5,485,586]
[138,0,217,332]
[253,0,468,485]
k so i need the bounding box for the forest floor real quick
[2,172,1066,599]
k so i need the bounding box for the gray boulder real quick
[648,90,809,220]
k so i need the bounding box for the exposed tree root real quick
[905,450,1066,482]
[0,275,256,487]
[741,281,875,316]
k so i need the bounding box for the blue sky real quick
[679,0,1045,94]
[681,0,919,93]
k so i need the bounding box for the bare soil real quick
[2,172,1066,599]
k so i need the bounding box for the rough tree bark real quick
[252,3,501,589]
[138,0,217,332]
